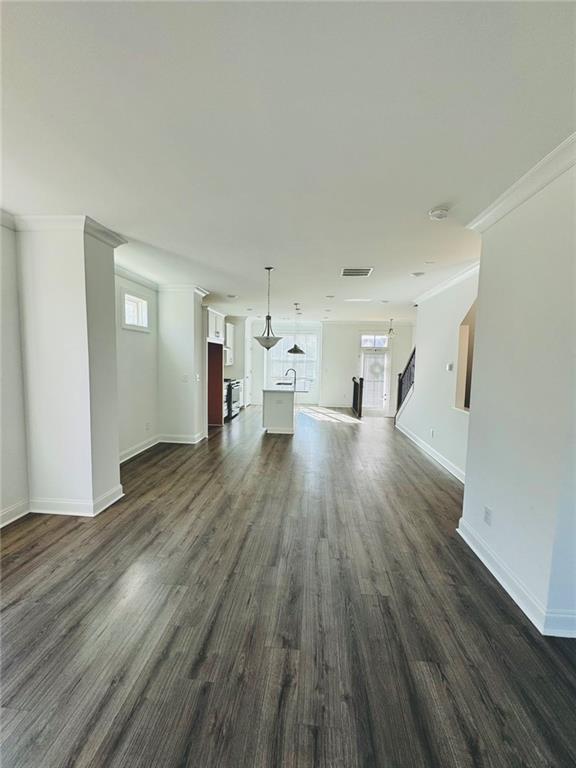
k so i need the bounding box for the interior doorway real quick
[362,351,391,411]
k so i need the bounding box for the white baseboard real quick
[542,609,576,638]
[92,485,125,515]
[30,484,124,518]
[120,432,208,463]
[395,421,465,483]
[0,499,30,528]
[158,432,207,445]
[457,519,576,638]
[120,436,161,463]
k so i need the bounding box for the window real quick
[267,334,319,392]
[123,293,149,331]
[361,334,388,349]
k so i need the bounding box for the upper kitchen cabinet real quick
[206,308,225,343]
[224,322,234,366]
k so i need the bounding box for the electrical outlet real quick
[484,506,493,526]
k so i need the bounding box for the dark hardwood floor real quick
[1,406,575,768]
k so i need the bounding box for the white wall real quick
[1,220,29,525]
[158,287,205,442]
[460,164,575,637]
[249,319,266,406]
[320,322,414,410]
[115,273,159,461]
[395,269,479,481]
[18,227,94,507]
[85,233,122,501]
[16,218,123,516]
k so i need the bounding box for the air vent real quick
[341,267,373,277]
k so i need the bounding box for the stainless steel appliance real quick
[224,379,241,421]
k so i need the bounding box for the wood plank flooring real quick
[1,406,575,767]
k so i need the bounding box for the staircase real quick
[396,348,415,418]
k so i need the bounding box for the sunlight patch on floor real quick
[297,406,360,424]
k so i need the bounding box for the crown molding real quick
[84,216,127,248]
[467,132,576,234]
[319,319,413,327]
[1,210,16,230]
[12,214,126,247]
[194,286,210,297]
[159,284,198,293]
[114,264,158,290]
[414,263,480,304]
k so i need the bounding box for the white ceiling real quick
[3,2,574,321]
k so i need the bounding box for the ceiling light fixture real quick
[254,267,282,350]
[428,206,449,221]
[410,272,425,278]
[325,295,335,299]
[287,302,305,355]
[387,318,396,339]
[227,294,239,299]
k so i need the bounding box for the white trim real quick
[467,132,576,234]
[459,521,576,636]
[542,609,576,638]
[158,432,207,445]
[159,285,199,293]
[457,520,552,635]
[395,421,465,483]
[265,429,294,435]
[12,214,126,247]
[84,217,126,248]
[92,485,125,515]
[414,264,480,304]
[114,265,158,291]
[121,433,208,462]
[320,319,413,327]
[120,436,161,463]
[1,210,16,230]
[30,485,124,518]
[0,499,29,528]
[194,286,210,297]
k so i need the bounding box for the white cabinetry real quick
[224,322,234,366]
[207,308,225,343]
[262,389,295,434]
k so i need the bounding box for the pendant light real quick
[254,267,282,350]
[287,302,305,355]
[387,318,396,339]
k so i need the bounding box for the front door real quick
[362,351,390,410]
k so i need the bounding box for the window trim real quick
[360,333,389,350]
[122,289,150,333]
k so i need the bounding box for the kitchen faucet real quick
[285,368,297,388]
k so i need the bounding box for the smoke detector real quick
[428,206,449,221]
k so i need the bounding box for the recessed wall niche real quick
[455,300,477,411]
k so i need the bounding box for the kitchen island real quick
[262,385,295,434]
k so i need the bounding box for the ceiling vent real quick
[340,267,373,277]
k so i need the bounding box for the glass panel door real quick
[362,351,390,409]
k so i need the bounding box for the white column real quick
[15,215,125,516]
[158,286,207,443]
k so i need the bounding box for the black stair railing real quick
[352,376,364,418]
[396,348,415,416]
